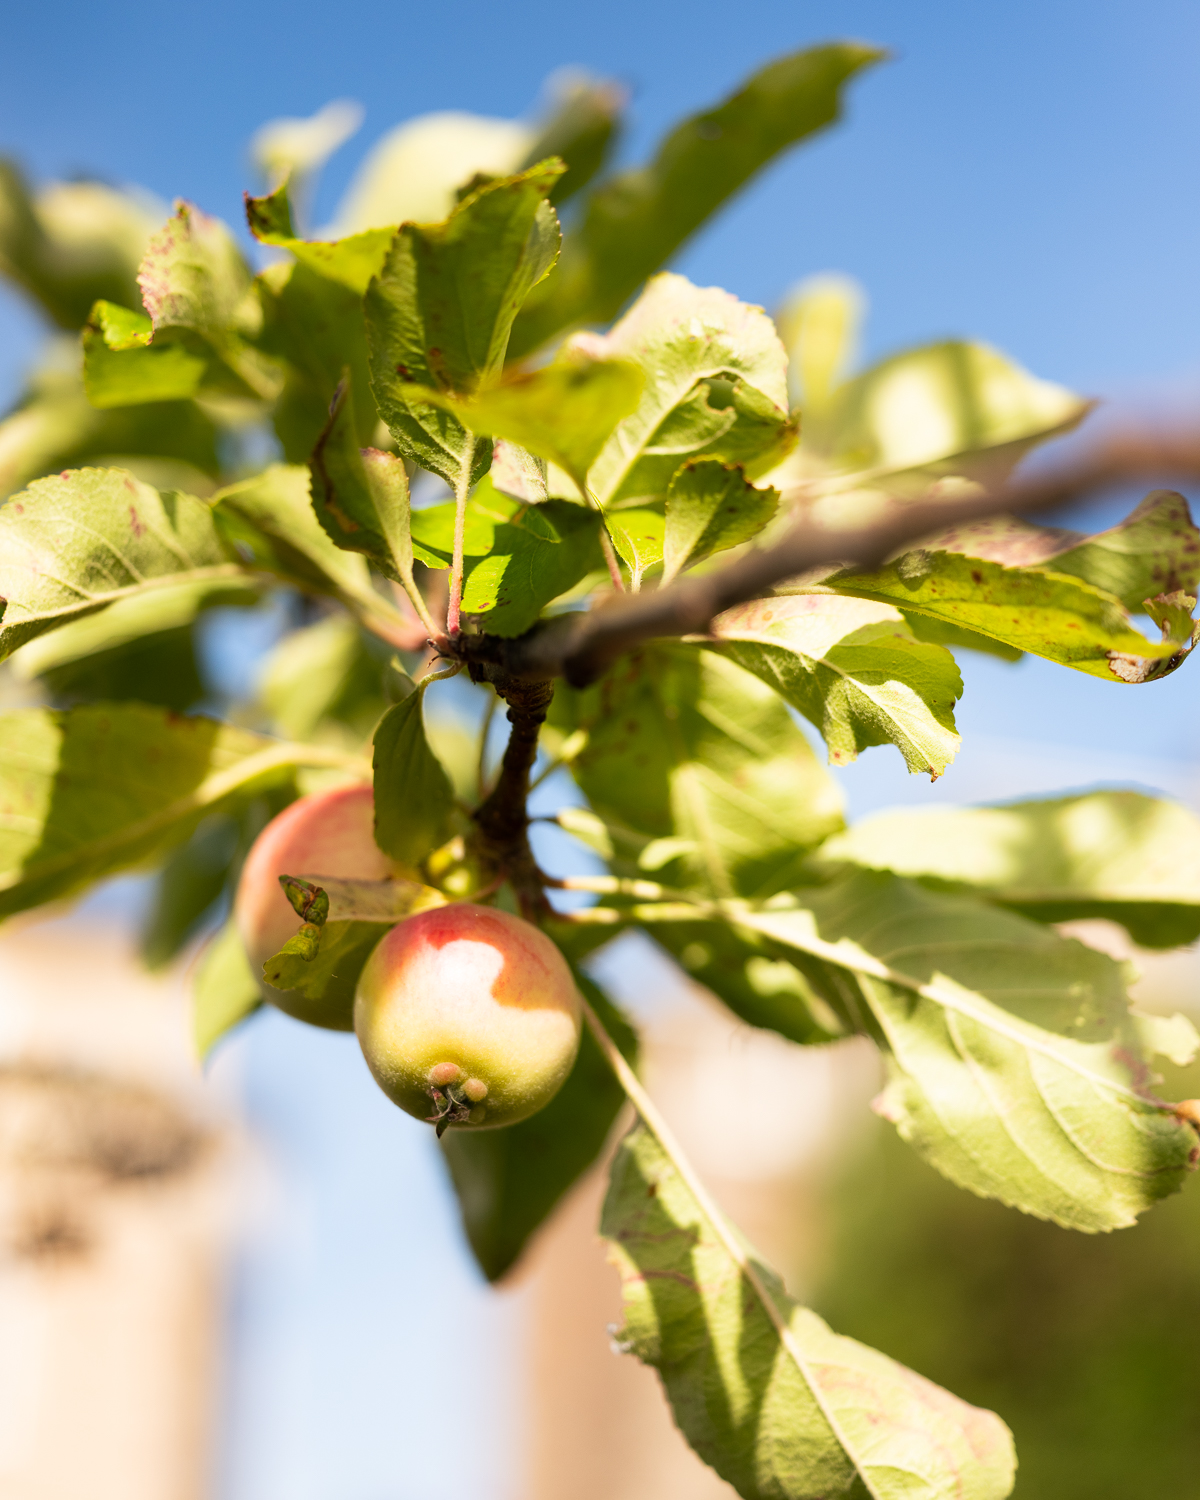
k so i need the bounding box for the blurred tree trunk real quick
[0,918,237,1500]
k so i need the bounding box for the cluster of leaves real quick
[2,41,1200,1500]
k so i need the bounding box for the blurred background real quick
[1,2,1199,1496]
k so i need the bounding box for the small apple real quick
[235,783,392,1029]
[354,903,581,1132]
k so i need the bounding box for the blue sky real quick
[5,4,1200,1496]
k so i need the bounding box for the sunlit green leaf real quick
[245,179,393,294]
[520,73,625,206]
[775,273,863,414]
[650,919,848,1044]
[365,162,563,487]
[193,915,262,1059]
[0,704,309,919]
[585,274,796,507]
[0,467,248,661]
[604,506,663,589]
[409,477,604,636]
[490,439,548,503]
[139,200,250,337]
[82,298,213,407]
[137,201,281,402]
[807,338,1088,492]
[707,593,962,775]
[0,354,219,501]
[7,576,259,686]
[372,682,457,869]
[403,343,644,495]
[551,645,843,899]
[255,253,379,460]
[309,377,419,596]
[513,42,884,351]
[602,1119,1016,1500]
[822,789,1200,948]
[441,974,635,1281]
[661,459,778,582]
[824,551,1187,680]
[211,464,409,639]
[738,870,1199,1231]
[0,162,155,330]
[924,490,1200,613]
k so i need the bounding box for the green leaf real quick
[0,353,219,501]
[211,464,408,638]
[650,919,849,1044]
[551,645,843,899]
[490,439,548,503]
[139,200,250,337]
[0,467,248,661]
[706,594,962,775]
[309,377,420,595]
[7,576,260,687]
[922,490,1200,613]
[824,551,1187,680]
[141,812,241,967]
[0,704,315,919]
[260,918,391,1029]
[441,974,636,1281]
[82,299,211,407]
[776,273,863,414]
[245,179,393,294]
[257,871,444,1027]
[372,683,457,868]
[807,338,1089,490]
[0,162,155,330]
[738,870,1199,1231]
[897,610,1024,662]
[259,614,390,742]
[408,478,604,636]
[193,915,262,1059]
[1051,491,1200,607]
[602,1119,1016,1500]
[821,790,1200,948]
[137,201,281,402]
[38,626,204,712]
[255,255,378,461]
[661,459,778,583]
[520,74,625,206]
[364,162,564,487]
[512,42,885,351]
[274,874,445,923]
[584,274,796,507]
[402,343,644,495]
[606,507,665,589]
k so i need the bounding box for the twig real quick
[476,689,499,798]
[451,422,1200,687]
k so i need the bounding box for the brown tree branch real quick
[454,424,1200,688]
